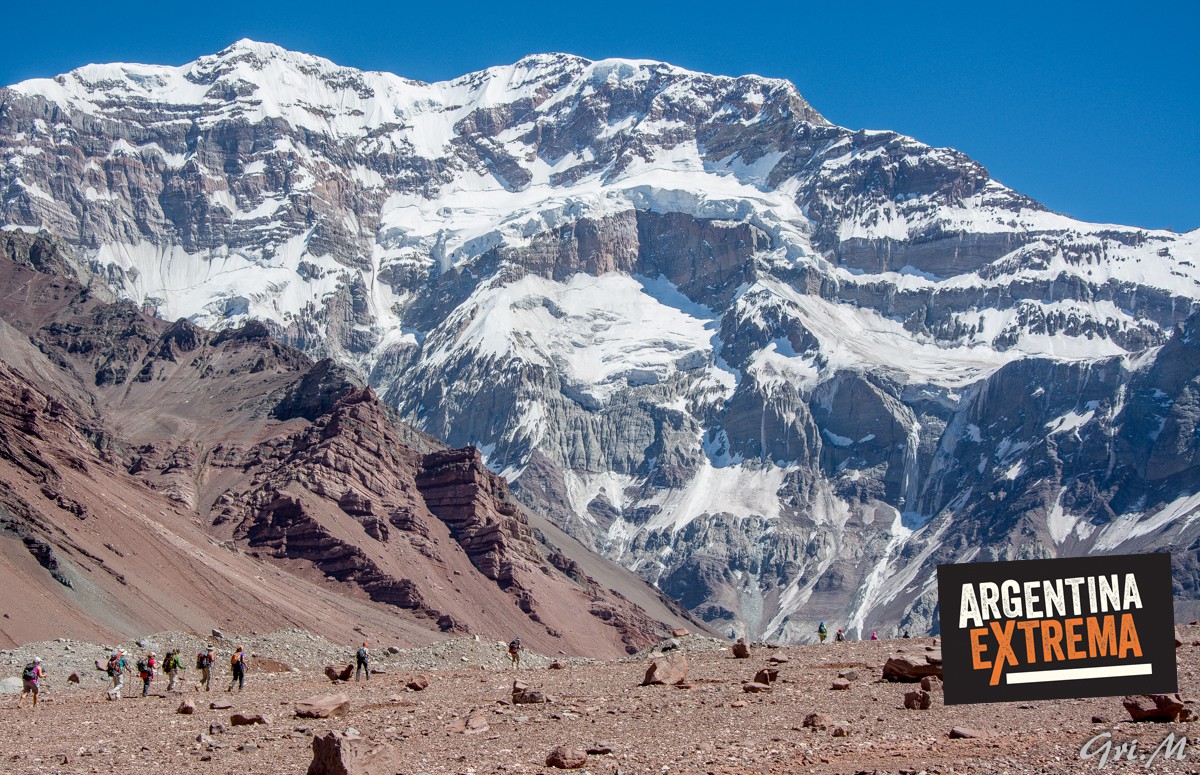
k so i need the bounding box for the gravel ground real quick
[0,630,1197,774]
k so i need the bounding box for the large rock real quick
[307,731,395,775]
[882,655,943,682]
[742,681,772,693]
[803,713,830,730]
[446,709,490,735]
[641,656,689,686]
[732,641,751,659]
[753,668,779,684]
[512,680,549,704]
[904,689,932,710]
[295,692,351,719]
[325,664,354,683]
[949,727,983,739]
[177,700,196,715]
[545,747,588,769]
[1123,694,1187,722]
[231,713,269,726]
[404,674,430,691]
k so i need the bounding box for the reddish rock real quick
[920,675,943,692]
[447,709,489,735]
[838,669,858,681]
[545,746,588,769]
[671,628,689,638]
[231,713,269,726]
[209,700,233,710]
[324,664,354,682]
[753,667,779,684]
[177,700,196,715]
[586,742,614,755]
[767,655,789,664]
[742,681,772,693]
[68,672,80,684]
[404,674,430,691]
[641,655,689,686]
[512,680,549,704]
[831,724,851,737]
[831,679,850,690]
[730,700,748,708]
[307,730,395,775]
[295,692,351,719]
[803,713,830,730]
[732,641,751,659]
[882,655,942,682]
[1123,694,1186,722]
[949,727,983,739]
[548,661,567,670]
[904,689,932,710]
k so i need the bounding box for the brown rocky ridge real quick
[0,231,694,655]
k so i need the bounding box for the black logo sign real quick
[937,553,1177,704]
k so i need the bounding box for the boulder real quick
[545,746,588,769]
[949,727,982,739]
[404,674,430,691]
[753,668,779,685]
[177,700,196,715]
[641,656,689,686]
[831,679,850,690]
[920,675,943,692]
[68,672,80,684]
[512,680,549,704]
[837,669,858,681]
[231,713,269,726]
[586,742,614,755]
[882,655,942,682]
[307,730,395,775]
[325,664,354,683]
[446,709,489,735]
[211,629,224,640]
[209,700,233,710]
[1123,694,1186,722]
[1091,715,1109,724]
[831,724,851,737]
[548,661,567,670]
[295,692,351,719]
[732,641,751,659]
[671,628,689,638]
[803,713,830,730]
[904,689,932,710]
[742,681,772,693]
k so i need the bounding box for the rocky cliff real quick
[0,232,686,652]
[0,42,1197,640]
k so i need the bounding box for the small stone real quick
[753,668,779,684]
[949,727,983,739]
[177,700,196,715]
[1124,694,1186,722]
[837,669,858,680]
[545,746,587,769]
[209,700,233,710]
[586,742,614,755]
[920,675,943,692]
[230,713,269,726]
[1091,715,1109,724]
[68,672,80,684]
[295,692,350,719]
[803,713,830,730]
[209,722,227,735]
[671,628,689,638]
[730,700,748,708]
[548,661,567,670]
[831,724,850,737]
[767,655,789,664]
[742,681,772,693]
[904,689,932,710]
[211,629,224,640]
[831,679,851,690]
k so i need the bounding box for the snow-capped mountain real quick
[2,40,1198,640]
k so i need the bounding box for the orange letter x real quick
[989,620,1019,686]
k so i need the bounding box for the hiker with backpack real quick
[835,628,846,642]
[137,651,157,697]
[817,621,828,643]
[227,645,246,692]
[18,657,44,709]
[507,637,522,668]
[104,650,128,700]
[355,642,370,681]
[163,649,184,692]
[196,646,215,692]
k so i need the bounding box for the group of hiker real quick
[99,644,248,700]
[817,622,910,642]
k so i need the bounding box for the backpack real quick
[197,652,209,669]
[107,655,121,676]
[357,647,368,661]
[22,663,37,681]
[508,639,520,653]
[136,658,148,675]
[818,623,827,634]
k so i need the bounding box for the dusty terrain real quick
[2,628,1199,774]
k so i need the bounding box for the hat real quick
[33,657,41,663]
[207,646,215,652]
[149,651,155,656]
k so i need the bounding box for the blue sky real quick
[3,1,1195,231]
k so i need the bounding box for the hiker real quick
[105,650,128,700]
[227,645,246,692]
[817,621,828,643]
[138,652,157,697]
[18,657,44,709]
[835,628,846,642]
[507,637,522,668]
[163,649,184,692]
[870,631,878,641]
[355,642,370,681]
[902,630,910,639]
[196,646,215,691]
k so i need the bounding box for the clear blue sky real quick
[3,0,1195,231]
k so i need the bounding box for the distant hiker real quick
[508,637,522,668]
[902,630,910,639]
[835,628,846,642]
[105,650,128,700]
[355,642,370,681]
[196,646,215,692]
[137,652,157,697]
[817,621,828,643]
[18,657,44,709]
[227,646,246,692]
[870,631,878,641]
[163,649,184,692]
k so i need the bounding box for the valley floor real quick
[1,629,1198,774]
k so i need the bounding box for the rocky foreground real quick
[2,628,1199,774]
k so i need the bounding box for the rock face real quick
[0,43,1199,643]
[641,656,689,686]
[307,731,395,775]
[0,241,688,654]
